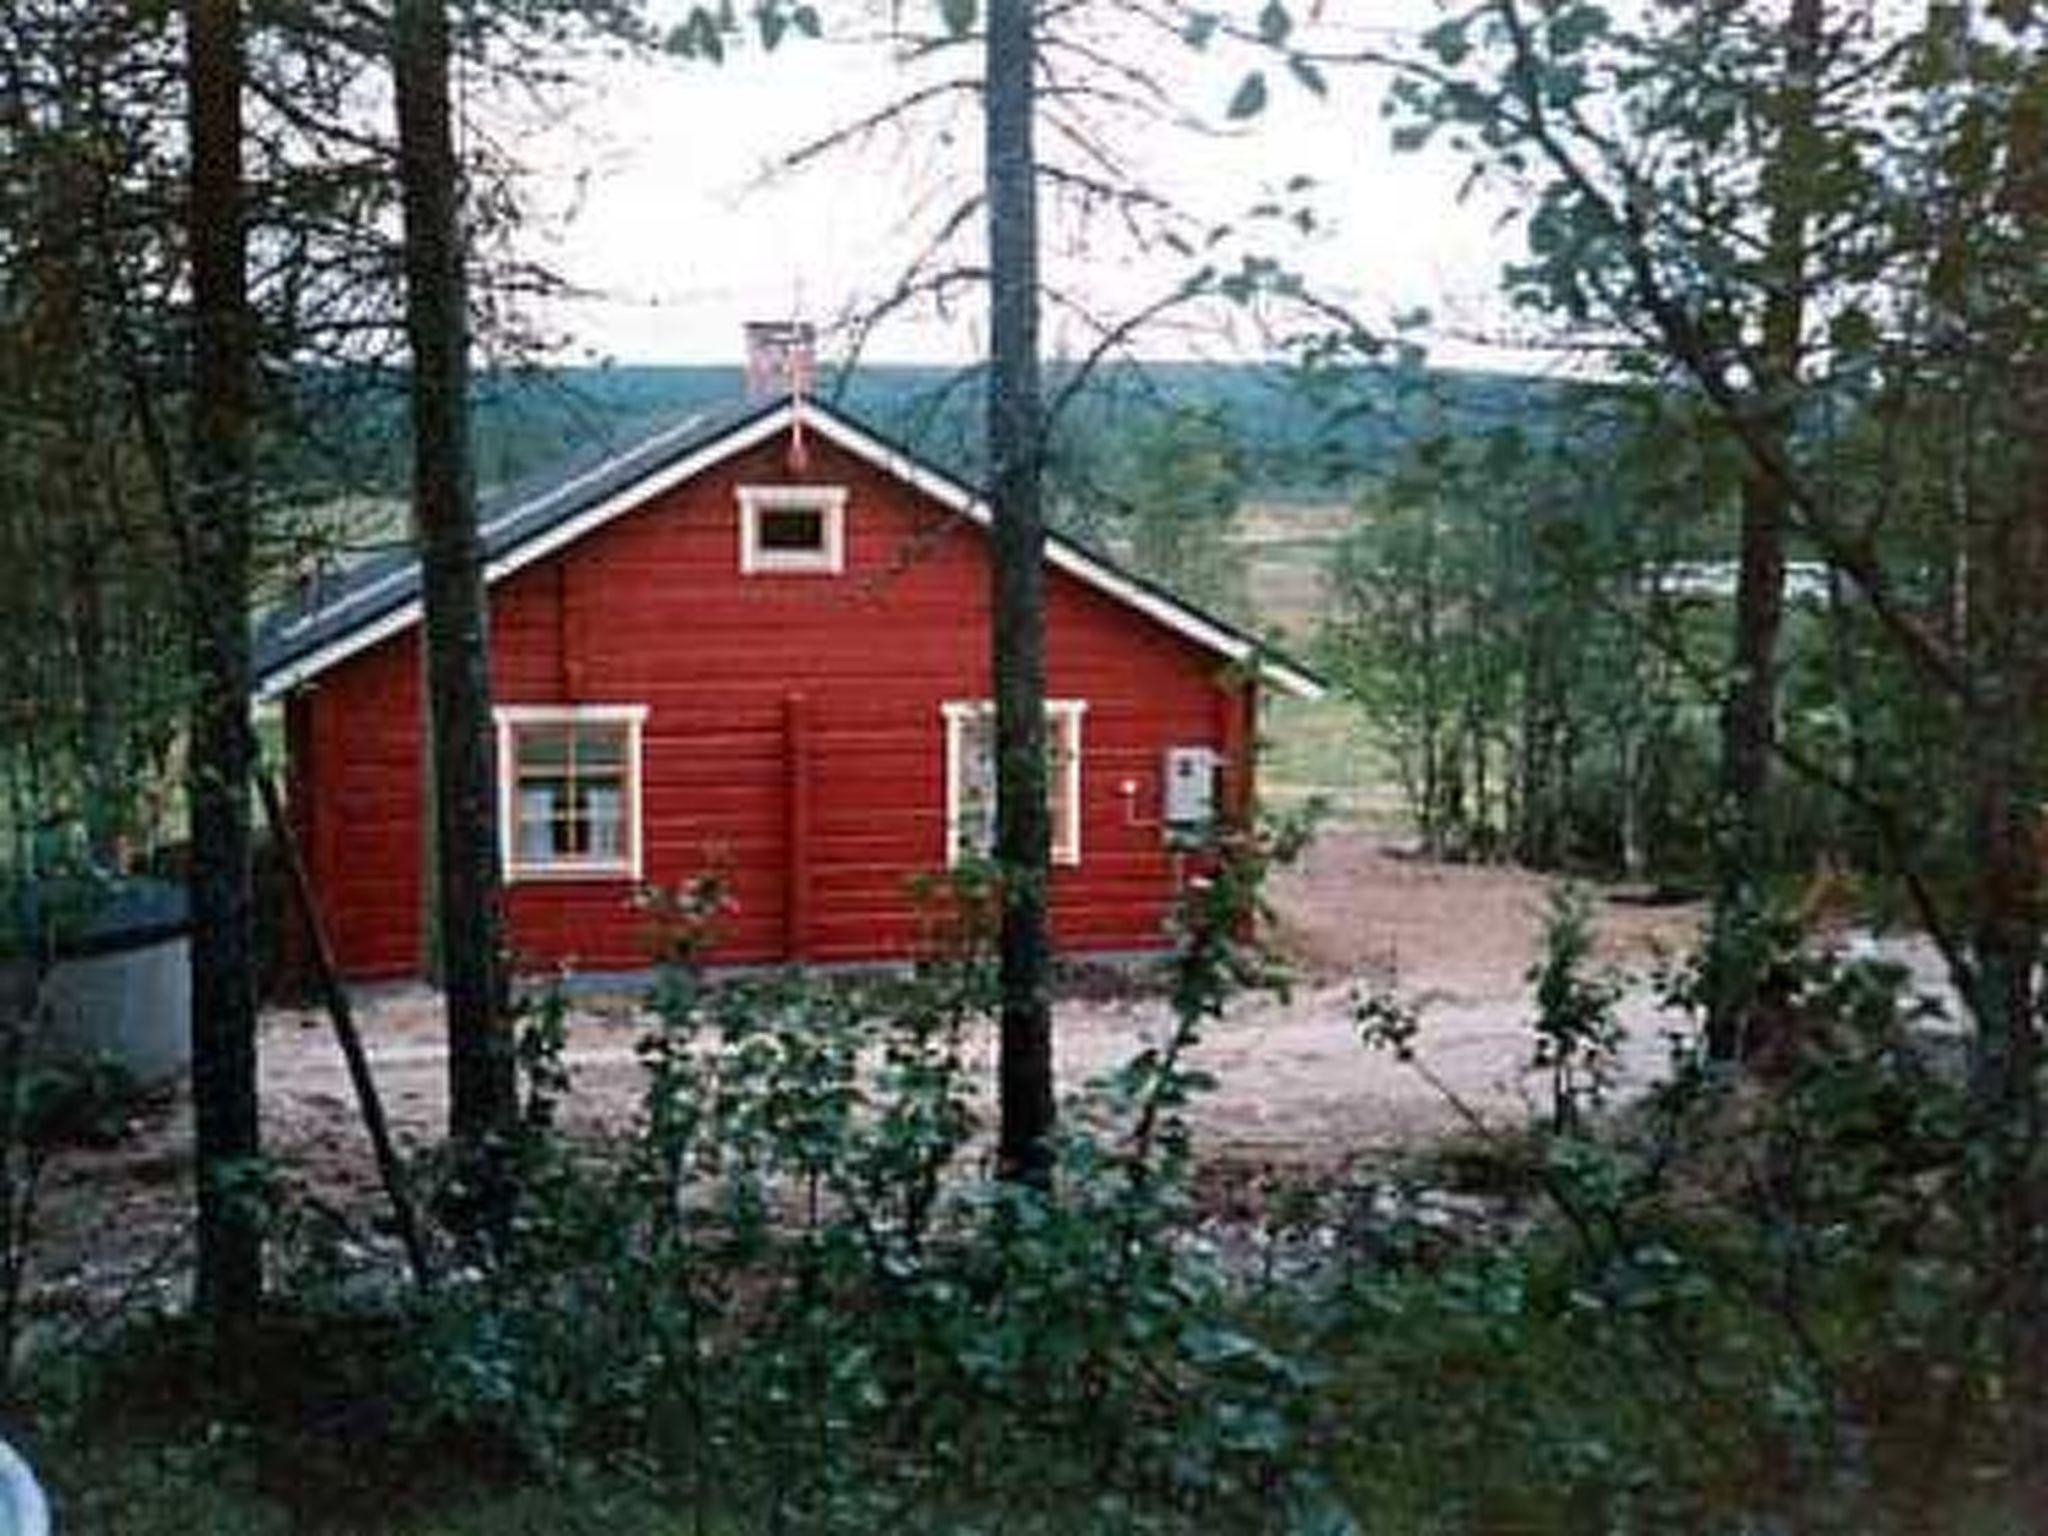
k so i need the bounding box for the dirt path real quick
[26,830,1701,1305]
[1150,830,1699,1159]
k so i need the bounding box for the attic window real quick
[738,484,846,574]
[496,705,647,882]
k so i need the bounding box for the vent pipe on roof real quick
[743,320,816,401]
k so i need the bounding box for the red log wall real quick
[287,428,1252,980]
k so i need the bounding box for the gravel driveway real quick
[251,829,1707,1171]
[29,830,1706,1296]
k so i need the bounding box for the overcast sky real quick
[508,4,1526,370]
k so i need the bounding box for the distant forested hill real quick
[445,361,1577,505]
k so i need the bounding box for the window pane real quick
[510,718,635,870]
[519,725,570,772]
[518,787,558,861]
[757,506,825,552]
[950,705,1082,864]
[576,725,627,772]
[585,786,623,858]
[560,795,589,855]
[958,712,996,859]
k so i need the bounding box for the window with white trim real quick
[943,700,1084,867]
[737,484,847,574]
[495,705,647,881]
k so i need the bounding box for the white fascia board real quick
[800,410,1326,700]
[255,600,421,703]
[255,404,799,701]
[267,414,726,648]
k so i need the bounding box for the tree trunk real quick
[392,0,514,1152]
[1515,634,1548,867]
[1466,698,1490,856]
[1976,31,2048,1495]
[183,0,262,1321]
[985,0,1054,1186]
[1962,8,2048,1123]
[1706,0,1821,1060]
[1418,512,1443,857]
[1961,394,2048,1503]
[1618,720,1645,881]
[66,465,120,867]
[1716,468,1790,856]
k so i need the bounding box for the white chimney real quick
[743,320,817,401]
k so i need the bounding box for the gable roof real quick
[252,393,1325,701]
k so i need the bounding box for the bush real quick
[28,813,2047,1533]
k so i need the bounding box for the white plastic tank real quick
[0,1435,47,1536]
[3,877,191,1087]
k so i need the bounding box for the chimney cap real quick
[744,320,817,401]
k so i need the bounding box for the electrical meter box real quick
[1163,746,1221,837]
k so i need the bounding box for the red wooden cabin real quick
[254,391,1322,981]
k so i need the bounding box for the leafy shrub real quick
[36,811,2046,1533]
[388,818,1326,1529]
[1348,892,2042,1532]
[1526,882,1625,1132]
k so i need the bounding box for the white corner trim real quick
[494,703,649,884]
[737,483,848,574]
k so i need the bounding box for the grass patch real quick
[1259,692,1400,829]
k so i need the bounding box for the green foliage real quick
[1321,401,1733,875]
[937,0,975,40]
[1227,69,1268,120]
[16,1053,146,1151]
[28,839,2048,1531]
[1061,403,1251,620]
[511,974,573,1141]
[1381,0,2048,1092]
[1526,883,1624,1132]
[33,819,1304,1530]
[334,358,1575,513]
[1345,905,2045,1530]
[662,2,821,61]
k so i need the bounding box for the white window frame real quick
[942,699,1085,868]
[494,704,649,883]
[737,483,847,574]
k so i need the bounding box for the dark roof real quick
[253,393,1325,699]
[254,395,778,691]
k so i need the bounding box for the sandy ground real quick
[24,829,1708,1308]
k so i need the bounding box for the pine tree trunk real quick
[67,469,119,867]
[1964,248,2048,1123]
[1974,33,2048,1493]
[1418,513,1443,858]
[985,0,1054,1186]
[392,0,513,1150]
[1706,0,1821,1059]
[183,0,262,1321]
